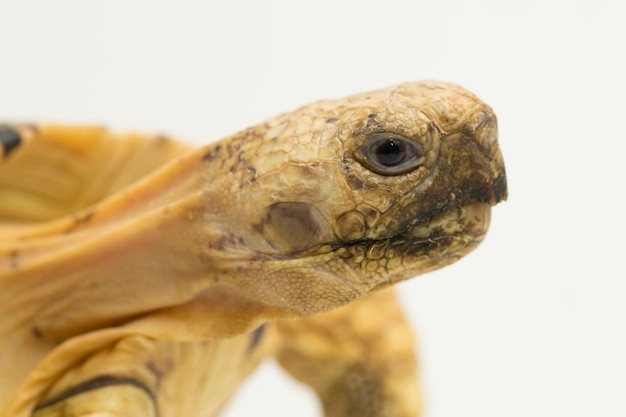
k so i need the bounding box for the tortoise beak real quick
[487,143,508,206]
[372,123,507,237]
[492,166,508,205]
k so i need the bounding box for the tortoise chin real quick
[334,202,491,289]
[379,202,492,286]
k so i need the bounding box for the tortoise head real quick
[206,81,507,316]
[0,81,506,346]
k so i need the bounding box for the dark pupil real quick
[372,139,406,166]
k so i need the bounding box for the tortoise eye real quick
[356,133,425,175]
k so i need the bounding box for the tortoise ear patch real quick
[260,202,328,254]
[0,126,22,158]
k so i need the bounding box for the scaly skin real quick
[0,81,506,417]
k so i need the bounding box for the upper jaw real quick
[369,130,507,240]
[398,202,491,241]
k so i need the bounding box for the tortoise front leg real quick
[32,382,157,417]
[20,330,269,417]
[275,288,421,417]
[29,335,161,417]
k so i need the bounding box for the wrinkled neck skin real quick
[0,145,333,347]
[0,140,327,411]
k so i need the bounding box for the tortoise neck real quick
[0,148,265,341]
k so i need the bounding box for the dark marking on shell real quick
[31,326,43,340]
[248,325,266,353]
[34,375,156,411]
[0,126,22,157]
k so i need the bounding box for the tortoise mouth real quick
[396,202,491,241]
[353,202,492,289]
[327,202,491,258]
[267,202,491,264]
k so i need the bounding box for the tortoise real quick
[0,81,507,417]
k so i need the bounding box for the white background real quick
[1,1,625,416]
